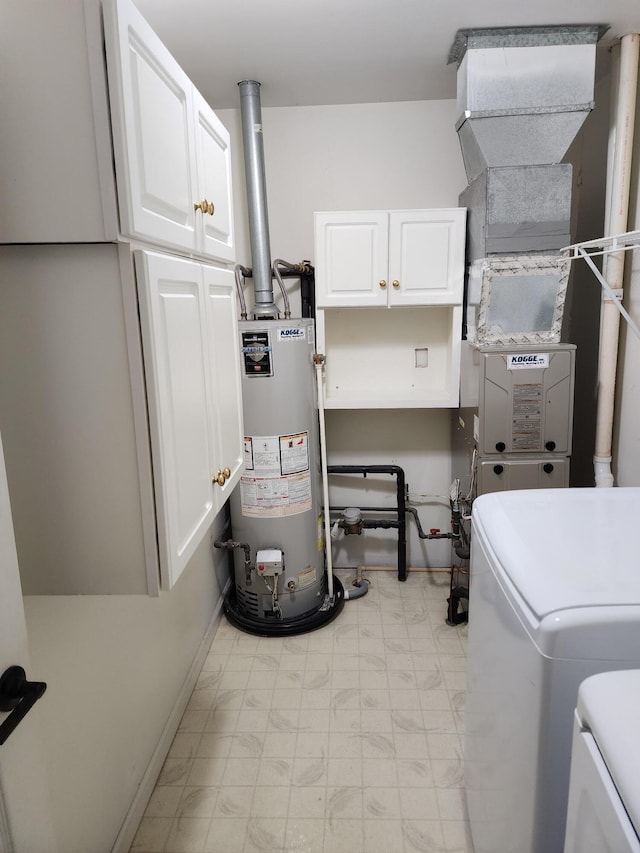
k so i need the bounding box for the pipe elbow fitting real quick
[343,579,370,601]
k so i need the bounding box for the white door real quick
[314,211,389,306]
[193,90,235,263]
[0,434,57,853]
[135,251,215,589]
[388,209,466,305]
[105,0,198,253]
[203,267,244,513]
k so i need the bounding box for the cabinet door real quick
[388,209,466,305]
[135,251,214,588]
[203,267,244,513]
[105,0,198,254]
[314,212,389,306]
[193,90,235,263]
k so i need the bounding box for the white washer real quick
[464,487,640,853]
[564,670,640,853]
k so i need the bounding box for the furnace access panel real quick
[460,343,576,456]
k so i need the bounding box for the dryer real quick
[464,487,640,853]
[564,670,640,852]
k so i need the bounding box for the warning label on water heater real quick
[240,432,312,518]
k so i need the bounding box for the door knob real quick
[0,666,47,746]
[193,199,214,214]
[379,280,387,289]
[392,280,400,289]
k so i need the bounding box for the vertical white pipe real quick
[594,34,640,486]
[314,356,334,599]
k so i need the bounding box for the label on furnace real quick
[507,353,549,370]
[512,383,542,450]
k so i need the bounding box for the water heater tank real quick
[225,317,343,634]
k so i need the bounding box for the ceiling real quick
[134,0,639,110]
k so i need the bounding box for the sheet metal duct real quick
[460,164,573,260]
[450,26,604,183]
[450,25,604,345]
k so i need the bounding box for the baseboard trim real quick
[111,576,231,853]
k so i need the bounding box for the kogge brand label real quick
[507,353,549,370]
[278,327,306,341]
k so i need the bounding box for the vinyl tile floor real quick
[129,569,473,853]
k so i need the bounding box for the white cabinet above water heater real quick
[315,209,466,307]
[314,209,466,409]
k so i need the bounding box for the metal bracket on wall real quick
[562,229,640,341]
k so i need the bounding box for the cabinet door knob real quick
[194,199,213,214]
[207,201,215,216]
[213,471,226,486]
[379,280,387,289]
[392,280,400,289]
[223,467,231,480]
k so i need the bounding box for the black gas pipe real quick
[326,464,462,582]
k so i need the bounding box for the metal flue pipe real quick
[238,80,276,318]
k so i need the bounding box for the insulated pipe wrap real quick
[238,80,275,315]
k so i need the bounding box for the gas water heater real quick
[223,317,344,634]
[221,80,344,634]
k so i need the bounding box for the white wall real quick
[219,99,468,569]
[23,518,229,853]
[220,99,466,268]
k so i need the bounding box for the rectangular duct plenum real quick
[451,26,603,183]
[460,164,573,260]
[450,25,605,345]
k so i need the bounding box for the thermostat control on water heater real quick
[256,549,284,575]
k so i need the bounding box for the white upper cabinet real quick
[203,267,245,512]
[0,0,234,259]
[315,209,466,307]
[388,210,466,305]
[193,90,235,262]
[136,251,244,588]
[105,0,234,262]
[314,208,466,409]
[314,212,389,306]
